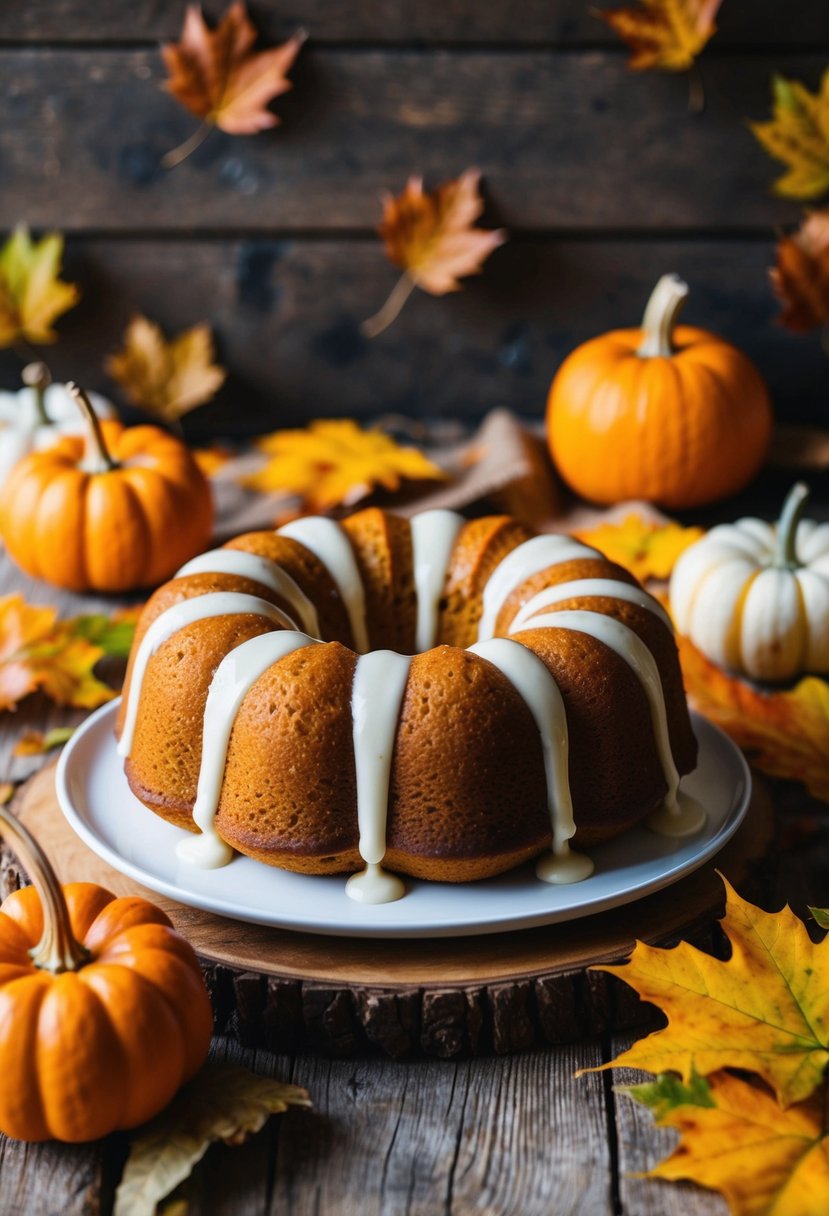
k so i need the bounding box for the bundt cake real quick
[116,507,701,904]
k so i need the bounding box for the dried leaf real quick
[364,170,506,336]
[575,515,704,582]
[114,1064,311,1216]
[162,2,305,138]
[0,595,120,712]
[106,315,226,424]
[751,71,829,201]
[632,1071,829,1216]
[676,631,829,803]
[597,0,722,71]
[14,726,76,757]
[589,877,829,1108]
[0,225,79,348]
[771,209,829,331]
[245,418,446,513]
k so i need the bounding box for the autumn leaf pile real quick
[588,879,829,1215]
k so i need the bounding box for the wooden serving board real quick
[15,765,774,1060]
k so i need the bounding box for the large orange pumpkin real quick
[0,383,213,592]
[0,805,213,1142]
[546,274,773,510]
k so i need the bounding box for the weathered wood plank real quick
[0,49,809,232]
[182,1042,613,1215]
[0,237,822,438]
[0,1136,107,1216]
[2,0,826,48]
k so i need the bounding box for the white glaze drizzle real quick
[176,631,319,869]
[118,592,297,759]
[468,638,594,883]
[509,609,683,816]
[410,510,464,652]
[345,650,411,904]
[278,517,369,653]
[176,548,321,638]
[511,578,673,634]
[478,534,597,641]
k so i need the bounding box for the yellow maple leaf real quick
[597,0,722,72]
[0,225,79,348]
[244,418,446,514]
[0,594,117,712]
[106,315,226,424]
[676,631,829,803]
[589,877,829,1108]
[363,169,506,337]
[575,514,704,582]
[751,71,829,200]
[635,1072,829,1216]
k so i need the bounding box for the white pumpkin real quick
[0,364,115,486]
[670,483,829,682]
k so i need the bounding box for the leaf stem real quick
[687,61,705,116]
[774,481,810,569]
[162,119,214,169]
[361,273,418,339]
[66,381,119,473]
[0,805,90,974]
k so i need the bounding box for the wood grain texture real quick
[0,1136,107,1216]
[0,49,807,233]
[3,0,827,47]
[0,237,824,438]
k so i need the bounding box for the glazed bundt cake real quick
[116,508,700,904]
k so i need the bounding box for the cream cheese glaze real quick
[121,510,701,901]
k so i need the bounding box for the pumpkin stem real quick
[637,274,689,359]
[0,805,91,974]
[66,382,118,474]
[774,481,810,569]
[22,361,52,426]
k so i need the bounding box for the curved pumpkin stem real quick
[637,274,689,359]
[22,361,52,426]
[774,481,810,569]
[66,381,118,474]
[0,805,90,973]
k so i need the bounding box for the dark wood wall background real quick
[1,1,827,439]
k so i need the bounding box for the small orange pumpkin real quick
[0,383,213,592]
[0,805,213,1142]
[546,274,773,510]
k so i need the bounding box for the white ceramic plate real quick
[56,702,750,939]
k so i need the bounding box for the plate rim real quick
[55,700,752,939]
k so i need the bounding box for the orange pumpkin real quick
[546,274,773,510]
[0,383,213,592]
[0,805,213,1142]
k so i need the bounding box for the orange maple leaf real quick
[771,210,829,332]
[575,514,703,583]
[162,2,305,165]
[0,595,119,713]
[597,0,722,72]
[363,170,506,337]
[244,418,446,514]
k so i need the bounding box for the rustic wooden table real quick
[0,548,826,1216]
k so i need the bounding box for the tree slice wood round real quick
[15,765,774,1060]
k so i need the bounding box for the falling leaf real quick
[14,726,76,757]
[114,1064,311,1216]
[676,631,829,803]
[0,595,122,712]
[587,877,829,1108]
[363,170,506,337]
[630,1071,829,1216]
[575,515,704,583]
[597,0,722,71]
[161,2,305,165]
[0,225,79,348]
[106,315,226,424]
[771,209,829,332]
[751,71,829,201]
[245,418,446,514]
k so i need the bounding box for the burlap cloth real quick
[210,408,668,540]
